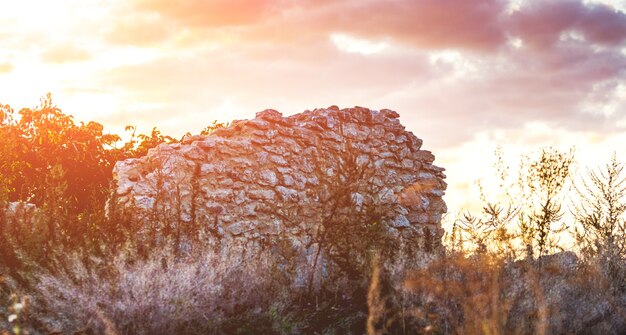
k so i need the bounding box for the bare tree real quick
[572,154,626,287]
[518,147,574,259]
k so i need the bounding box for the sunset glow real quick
[1,0,625,214]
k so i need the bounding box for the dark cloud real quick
[314,0,509,51]
[510,0,626,48]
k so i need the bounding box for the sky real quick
[1,0,625,214]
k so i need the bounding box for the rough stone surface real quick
[112,106,447,248]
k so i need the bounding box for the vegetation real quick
[0,97,624,334]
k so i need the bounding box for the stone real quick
[407,213,429,224]
[259,170,278,186]
[231,157,254,168]
[181,134,205,144]
[133,196,155,210]
[342,123,358,138]
[248,189,276,201]
[414,150,435,163]
[194,137,225,149]
[380,109,400,119]
[270,155,288,166]
[242,202,258,216]
[225,221,248,236]
[201,163,225,175]
[401,159,414,169]
[257,151,269,165]
[282,174,295,186]
[276,186,298,202]
[180,146,205,161]
[256,109,282,121]
[390,215,410,228]
[352,192,364,209]
[117,179,134,195]
[234,190,246,205]
[246,119,271,130]
[356,155,369,167]
[205,202,224,215]
[266,129,278,139]
[205,188,233,201]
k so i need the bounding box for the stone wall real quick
[112,106,447,251]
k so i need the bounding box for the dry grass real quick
[362,250,626,335]
[26,241,298,334]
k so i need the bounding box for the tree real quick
[5,94,121,212]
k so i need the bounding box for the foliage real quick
[200,120,229,136]
[122,125,177,158]
[0,104,25,202]
[1,95,120,212]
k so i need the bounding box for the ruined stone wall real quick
[112,106,447,249]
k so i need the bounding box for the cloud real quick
[317,0,509,51]
[0,62,13,74]
[93,41,435,135]
[4,0,624,150]
[126,0,509,51]
[41,44,91,64]
[330,33,388,55]
[510,0,626,48]
[119,0,625,58]
[124,0,625,54]
[104,14,175,46]
[89,0,626,148]
[134,0,277,26]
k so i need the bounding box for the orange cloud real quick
[0,62,13,74]
[105,14,175,46]
[41,44,91,64]
[135,0,277,26]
